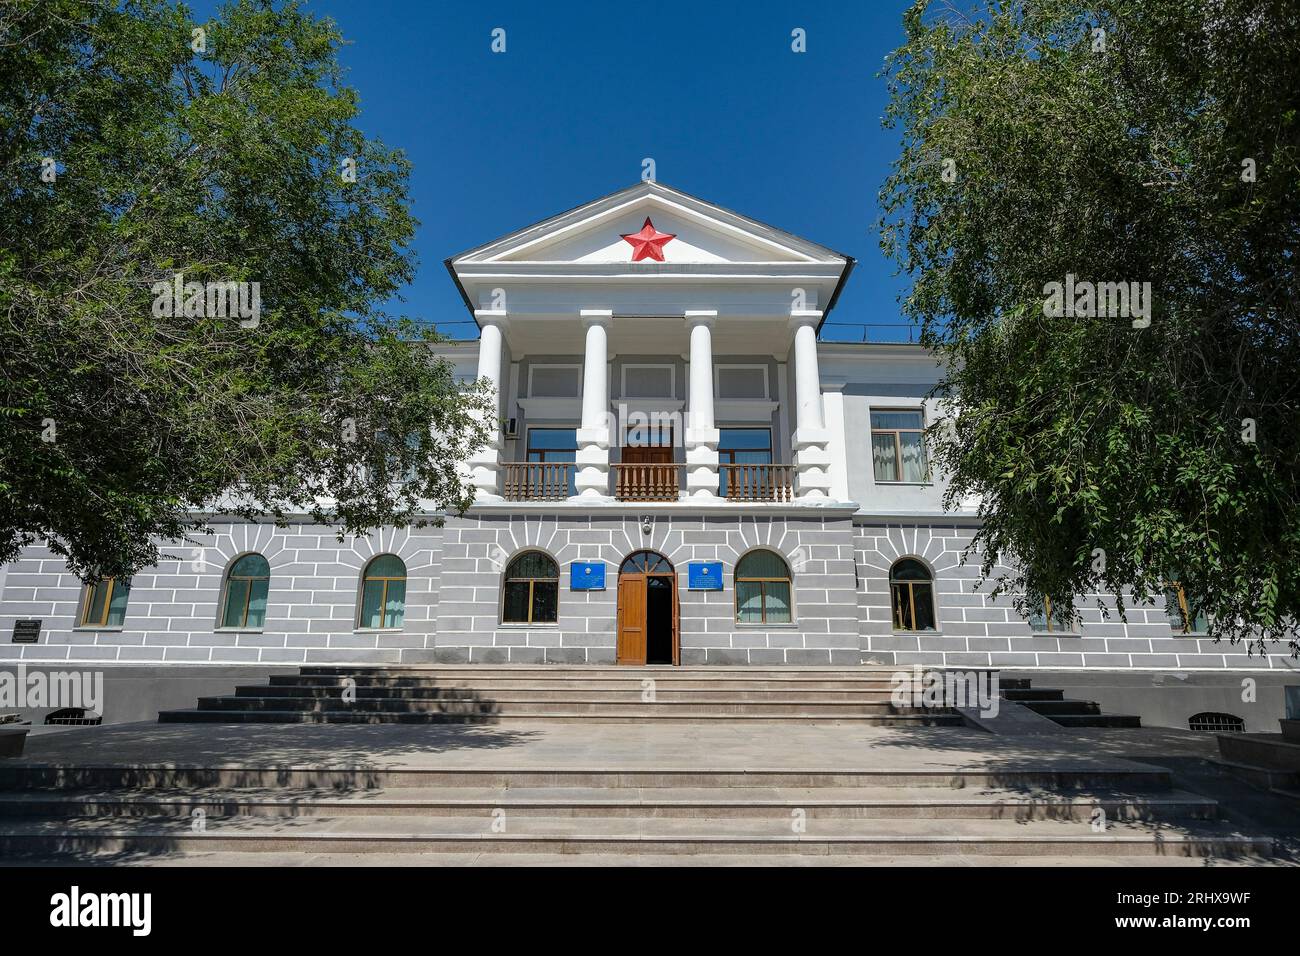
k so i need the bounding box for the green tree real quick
[880,0,1300,654]
[0,0,491,581]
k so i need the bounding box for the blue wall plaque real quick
[687,562,723,590]
[570,562,606,591]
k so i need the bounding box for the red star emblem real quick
[620,217,676,262]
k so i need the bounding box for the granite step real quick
[0,764,1176,792]
[156,708,964,727]
[240,685,909,701]
[1049,714,1143,728]
[0,785,1220,821]
[195,696,929,716]
[0,814,1268,858]
[271,675,911,691]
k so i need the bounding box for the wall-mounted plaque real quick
[11,620,41,643]
[570,562,606,591]
[687,562,723,590]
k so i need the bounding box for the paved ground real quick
[8,720,1222,773]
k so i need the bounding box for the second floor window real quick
[871,410,927,482]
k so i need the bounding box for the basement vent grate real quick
[1188,712,1245,733]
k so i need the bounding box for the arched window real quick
[502,551,559,624]
[735,550,793,624]
[360,555,406,629]
[890,558,936,631]
[80,578,130,627]
[620,550,674,574]
[221,553,270,629]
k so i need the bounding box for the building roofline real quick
[442,181,856,331]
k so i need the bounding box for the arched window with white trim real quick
[501,551,559,624]
[735,550,793,624]
[360,554,407,629]
[220,553,270,629]
[889,558,936,631]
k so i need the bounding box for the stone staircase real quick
[0,760,1270,862]
[1000,678,1142,728]
[1216,719,1300,800]
[157,666,965,727]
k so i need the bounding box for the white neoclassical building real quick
[0,181,1295,725]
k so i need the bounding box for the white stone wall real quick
[855,521,1296,671]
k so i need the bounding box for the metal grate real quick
[1188,712,1245,733]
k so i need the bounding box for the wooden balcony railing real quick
[612,463,683,501]
[502,462,574,501]
[720,463,795,502]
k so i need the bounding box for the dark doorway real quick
[645,576,674,664]
[616,550,679,665]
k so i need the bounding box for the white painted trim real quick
[517,398,582,420]
[453,183,842,265]
[823,390,849,503]
[714,400,777,423]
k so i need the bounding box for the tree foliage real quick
[0,0,490,581]
[881,0,1300,653]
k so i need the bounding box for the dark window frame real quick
[501,551,560,625]
[889,559,937,632]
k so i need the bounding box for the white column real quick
[573,310,613,500]
[466,309,507,501]
[684,311,720,499]
[790,310,832,500]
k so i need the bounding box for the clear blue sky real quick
[194,0,914,342]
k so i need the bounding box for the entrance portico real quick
[447,180,855,506]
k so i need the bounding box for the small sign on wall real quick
[11,620,41,643]
[570,562,606,591]
[687,562,723,590]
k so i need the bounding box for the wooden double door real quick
[616,550,679,665]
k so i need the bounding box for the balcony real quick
[721,463,794,502]
[500,461,796,503]
[502,462,575,501]
[612,463,683,501]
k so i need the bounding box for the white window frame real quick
[620,363,676,399]
[527,364,583,399]
[714,364,770,401]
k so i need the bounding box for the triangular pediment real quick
[450,182,848,267]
